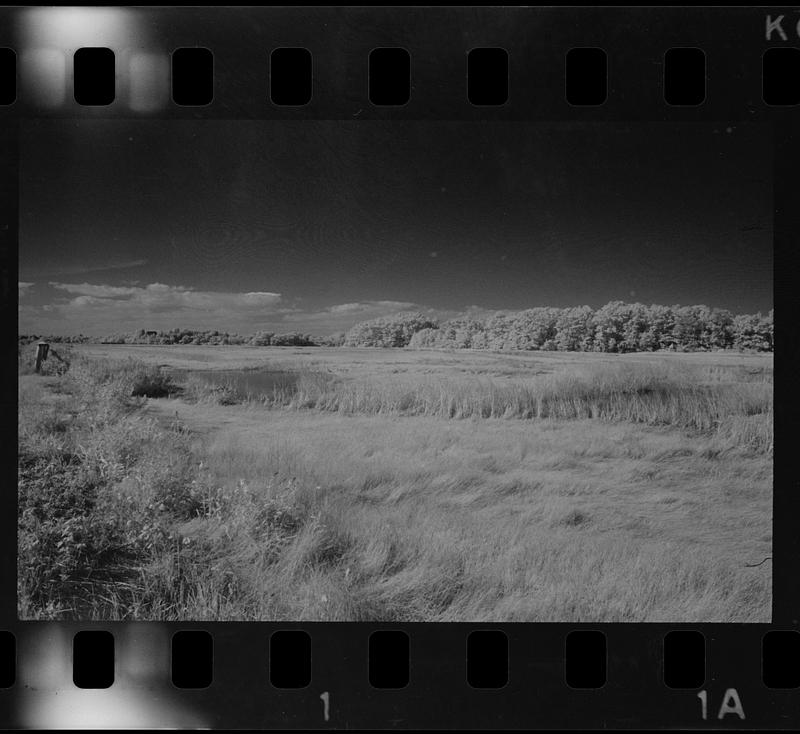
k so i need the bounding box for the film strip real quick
[0,5,797,730]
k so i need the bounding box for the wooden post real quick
[34,341,49,373]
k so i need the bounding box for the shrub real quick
[130,364,177,398]
[17,354,215,618]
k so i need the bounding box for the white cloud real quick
[327,300,415,315]
[19,283,440,337]
[49,282,282,312]
[23,282,284,335]
[19,282,34,296]
[50,282,140,297]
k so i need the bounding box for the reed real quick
[247,363,773,453]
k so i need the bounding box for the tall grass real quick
[18,354,772,621]
[194,362,773,453]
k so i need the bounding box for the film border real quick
[0,5,797,730]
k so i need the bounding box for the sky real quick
[19,120,773,337]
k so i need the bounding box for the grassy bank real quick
[18,353,772,621]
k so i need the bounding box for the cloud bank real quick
[19,281,433,336]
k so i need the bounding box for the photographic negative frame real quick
[0,5,797,730]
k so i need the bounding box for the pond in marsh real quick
[171,368,300,400]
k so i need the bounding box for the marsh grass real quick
[18,353,772,621]
[186,361,772,454]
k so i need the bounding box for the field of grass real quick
[18,345,772,621]
[71,342,774,377]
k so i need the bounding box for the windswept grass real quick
[186,361,772,454]
[167,416,770,621]
[18,351,772,621]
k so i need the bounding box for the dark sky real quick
[19,120,772,336]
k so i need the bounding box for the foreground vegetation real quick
[18,348,772,621]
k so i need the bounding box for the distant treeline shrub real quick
[18,301,773,353]
[379,302,772,353]
[19,334,92,346]
[21,329,321,347]
[343,312,439,347]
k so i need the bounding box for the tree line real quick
[344,302,773,352]
[18,301,774,352]
[19,328,343,347]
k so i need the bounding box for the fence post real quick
[34,341,49,373]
